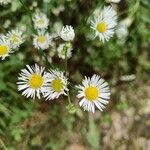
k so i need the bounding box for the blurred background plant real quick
[0,0,150,149]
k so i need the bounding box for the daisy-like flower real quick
[42,69,68,100]
[0,36,12,60]
[6,29,25,49]
[33,30,52,50]
[59,25,75,41]
[33,13,49,30]
[57,43,72,59]
[91,6,117,43]
[76,75,110,113]
[0,0,11,5]
[17,64,49,99]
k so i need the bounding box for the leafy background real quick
[0,0,150,149]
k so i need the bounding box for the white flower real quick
[17,64,49,99]
[106,0,120,3]
[0,0,11,5]
[76,75,110,113]
[0,36,12,60]
[6,29,25,49]
[116,17,133,42]
[57,43,72,59]
[42,69,68,100]
[33,30,52,50]
[91,6,117,43]
[33,13,49,30]
[60,25,75,41]
[116,23,128,41]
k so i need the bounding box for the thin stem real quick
[64,46,68,76]
[67,91,71,104]
[64,44,72,104]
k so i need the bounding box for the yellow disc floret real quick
[0,45,9,56]
[29,74,44,89]
[51,77,64,92]
[10,35,20,44]
[37,36,46,43]
[96,21,107,33]
[85,86,99,101]
[36,19,44,25]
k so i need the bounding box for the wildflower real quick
[33,13,49,30]
[76,75,110,113]
[0,0,11,5]
[91,6,117,43]
[57,43,72,59]
[6,29,25,49]
[42,69,68,100]
[17,64,49,99]
[0,36,12,60]
[116,17,133,42]
[60,25,75,41]
[33,30,52,50]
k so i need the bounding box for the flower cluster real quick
[0,29,25,60]
[1,5,118,113]
[17,64,110,113]
[32,13,52,50]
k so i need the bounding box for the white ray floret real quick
[106,0,120,3]
[0,36,12,60]
[33,12,49,30]
[17,64,49,99]
[76,74,110,113]
[42,69,68,100]
[6,29,25,49]
[59,25,75,41]
[91,6,117,43]
[33,30,52,50]
[57,43,72,59]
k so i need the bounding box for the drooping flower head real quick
[33,12,49,30]
[0,35,12,60]
[33,30,52,50]
[76,75,110,113]
[60,25,75,41]
[17,64,49,99]
[6,28,25,49]
[91,6,117,42]
[42,69,68,100]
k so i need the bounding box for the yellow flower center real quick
[11,35,20,44]
[37,36,46,44]
[29,74,44,89]
[51,77,64,92]
[36,19,44,25]
[85,86,99,101]
[0,45,9,56]
[96,21,107,33]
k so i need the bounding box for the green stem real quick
[64,44,72,104]
[130,0,140,16]
[64,46,68,76]
[67,91,71,104]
